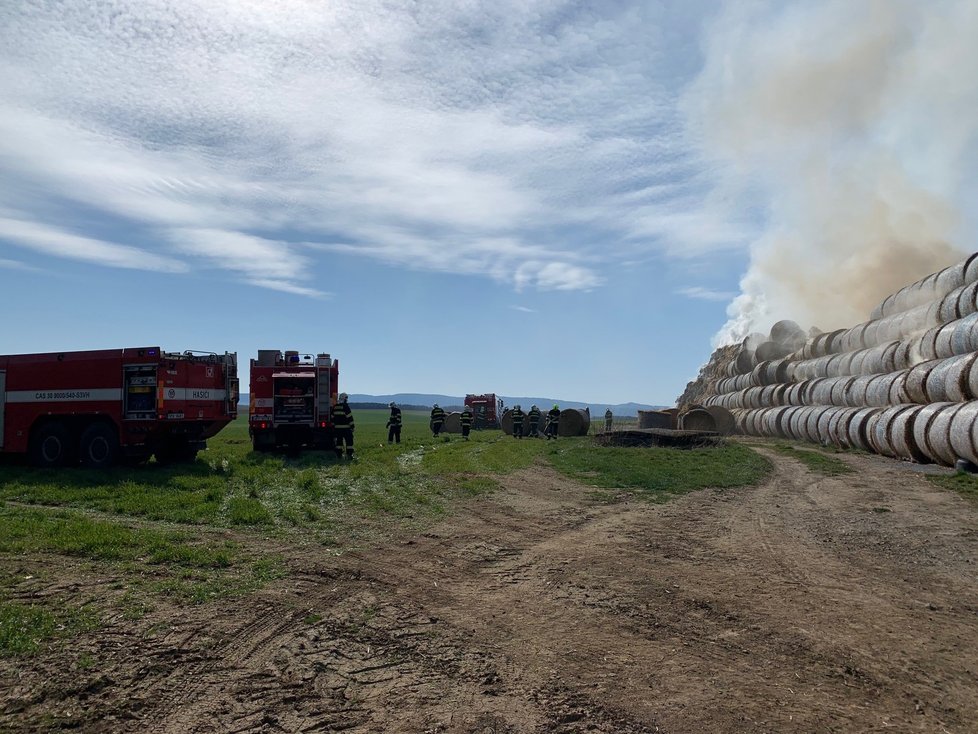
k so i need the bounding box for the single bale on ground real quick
[558,408,590,436]
[637,410,672,429]
[442,412,462,434]
[703,405,736,435]
[679,408,717,432]
[500,409,515,436]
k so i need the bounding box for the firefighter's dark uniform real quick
[511,407,525,438]
[387,406,402,444]
[430,406,446,437]
[604,409,613,432]
[461,408,473,440]
[527,406,541,437]
[545,407,560,439]
[333,400,355,458]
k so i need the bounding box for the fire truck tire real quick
[29,422,71,468]
[79,423,119,469]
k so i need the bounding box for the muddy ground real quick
[3,445,978,733]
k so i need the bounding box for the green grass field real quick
[0,409,771,655]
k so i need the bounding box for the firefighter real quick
[387,401,402,444]
[604,408,613,432]
[511,404,525,438]
[527,405,541,437]
[461,405,473,440]
[545,404,560,439]
[333,393,355,459]
[430,403,446,437]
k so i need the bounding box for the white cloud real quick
[676,286,735,302]
[0,217,187,273]
[511,305,535,313]
[0,257,36,272]
[0,0,724,296]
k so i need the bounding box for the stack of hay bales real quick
[680,253,978,466]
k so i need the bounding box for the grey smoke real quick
[683,0,978,345]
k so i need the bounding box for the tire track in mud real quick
[4,449,978,733]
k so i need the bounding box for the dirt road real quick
[4,445,978,733]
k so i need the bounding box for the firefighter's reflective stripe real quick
[333,403,353,428]
[5,388,123,403]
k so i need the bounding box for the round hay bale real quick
[887,370,911,405]
[660,408,679,428]
[964,252,978,285]
[949,402,978,465]
[557,408,590,437]
[442,412,462,434]
[958,280,978,319]
[925,358,957,403]
[703,406,735,435]
[889,404,928,463]
[735,348,757,374]
[847,407,881,451]
[755,341,791,361]
[951,313,978,355]
[770,320,806,348]
[500,409,514,436]
[830,376,856,407]
[936,261,967,297]
[638,410,672,429]
[934,323,957,359]
[912,402,957,464]
[944,353,978,402]
[905,359,943,403]
[678,408,717,432]
[925,403,967,465]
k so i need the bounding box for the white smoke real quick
[684,0,978,346]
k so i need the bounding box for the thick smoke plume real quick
[685,0,978,345]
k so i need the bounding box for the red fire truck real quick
[248,350,338,452]
[0,347,239,467]
[464,393,502,429]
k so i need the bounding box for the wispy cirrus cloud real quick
[0,217,186,273]
[511,305,536,313]
[0,0,722,296]
[676,286,736,302]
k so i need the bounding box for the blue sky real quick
[2,1,976,405]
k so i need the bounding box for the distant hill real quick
[239,393,665,416]
[348,394,665,417]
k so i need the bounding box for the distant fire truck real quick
[248,350,338,452]
[0,347,239,467]
[464,393,502,429]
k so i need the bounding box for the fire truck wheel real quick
[29,422,71,467]
[80,423,119,469]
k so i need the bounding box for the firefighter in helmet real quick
[511,404,525,438]
[333,393,355,459]
[527,404,541,437]
[430,403,446,437]
[460,404,474,440]
[386,401,402,444]
[604,407,613,432]
[545,404,560,439]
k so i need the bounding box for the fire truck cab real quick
[464,393,502,429]
[248,350,338,452]
[0,347,239,467]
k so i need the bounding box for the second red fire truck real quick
[248,350,339,452]
[0,347,239,467]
